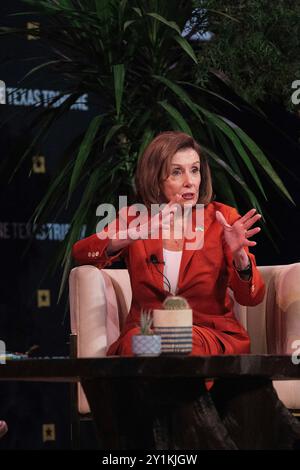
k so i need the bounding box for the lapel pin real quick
[195,226,204,232]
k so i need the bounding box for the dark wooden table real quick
[0,355,299,449]
[0,354,299,381]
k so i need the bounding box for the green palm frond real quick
[0,0,296,297]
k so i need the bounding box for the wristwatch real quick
[235,258,252,276]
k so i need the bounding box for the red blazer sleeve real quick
[72,208,129,268]
[224,206,265,306]
[72,234,127,268]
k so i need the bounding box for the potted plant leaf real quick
[132,310,161,356]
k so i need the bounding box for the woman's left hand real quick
[216,208,262,255]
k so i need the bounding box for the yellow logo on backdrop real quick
[37,290,51,308]
[27,21,40,40]
[42,424,56,442]
[32,156,46,174]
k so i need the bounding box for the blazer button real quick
[95,251,99,256]
[92,252,95,257]
[88,252,91,257]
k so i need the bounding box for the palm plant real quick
[0,0,294,294]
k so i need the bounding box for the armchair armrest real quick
[69,266,131,414]
[241,263,300,355]
[261,263,300,355]
[69,266,120,414]
[249,263,300,411]
[69,265,120,358]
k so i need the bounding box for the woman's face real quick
[161,147,201,206]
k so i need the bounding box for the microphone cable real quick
[148,254,171,294]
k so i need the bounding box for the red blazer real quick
[72,201,265,354]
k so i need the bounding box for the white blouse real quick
[162,248,183,295]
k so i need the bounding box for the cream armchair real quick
[69,263,300,414]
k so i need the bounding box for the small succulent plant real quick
[139,309,154,335]
[163,295,190,310]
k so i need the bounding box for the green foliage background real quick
[195,0,300,111]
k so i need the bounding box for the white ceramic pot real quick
[131,334,161,356]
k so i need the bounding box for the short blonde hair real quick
[134,131,213,207]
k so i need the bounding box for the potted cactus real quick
[131,310,161,356]
[153,296,193,354]
[163,296,191,310]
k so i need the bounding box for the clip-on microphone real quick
[147,254,170,292]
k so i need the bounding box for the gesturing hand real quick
[127,196,181,240]
[215,208,262,255]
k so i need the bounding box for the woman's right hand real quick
[128,196,181,241]
[106,196,181,254]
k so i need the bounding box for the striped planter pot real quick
[154,326,192,354]
[153,309,193,355]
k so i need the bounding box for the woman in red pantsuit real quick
[72,131,265,357]
[73,131,300,449]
